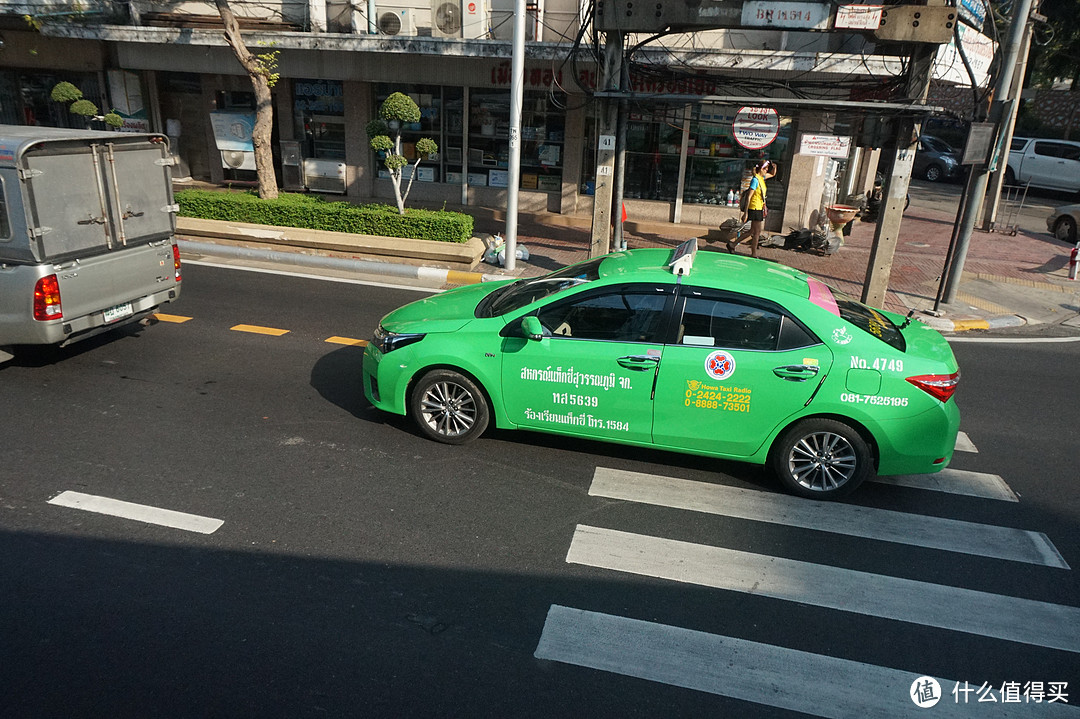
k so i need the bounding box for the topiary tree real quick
[367,92,439,215]
[50,82,124,129]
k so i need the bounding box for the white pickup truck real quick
[1006,137,1080,193]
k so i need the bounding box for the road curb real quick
[178,239,506,286]
[919,314,1027,333]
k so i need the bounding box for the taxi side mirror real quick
[521,315,545,341]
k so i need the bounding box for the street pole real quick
[942,0,1037,303]
[503,0,526,271]
[588,32,624,258]
[980,18,1035,231]
[861,45,935,308]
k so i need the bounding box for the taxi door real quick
[499,284,673,444]
[651,289,833,457]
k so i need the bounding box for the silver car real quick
[1047,203,1080,244]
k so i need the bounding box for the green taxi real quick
[362,241,960,499]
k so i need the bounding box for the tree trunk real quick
[215,0,278,200]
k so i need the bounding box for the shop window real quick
[683,104,792,207]
[18,71,104,129]
[294,79,345,160]
[447,89,565,191]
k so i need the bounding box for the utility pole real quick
[980,12,1037,231]
[943,0,1037,303]
[861,45,936,308]
[588,32,624,258]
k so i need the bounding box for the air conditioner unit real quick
[377,7,418,36]
[462,0,490,39]
[303,158,347,194]
[221,150,256,171]
[431,0,461,37]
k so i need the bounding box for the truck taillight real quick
[33,274,63,321]
[906,372,960,403]
[173,243,182,282]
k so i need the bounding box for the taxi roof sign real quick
[668,238,698,276]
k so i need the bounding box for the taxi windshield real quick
[478,257,604,317]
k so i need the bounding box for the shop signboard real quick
[957,0,987,29]
[833,4,883,30]
[733,107,779,150]
[799,134,851,158]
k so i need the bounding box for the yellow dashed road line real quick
[230,324,290,336]
[325,336,368,346]
[154,313,193,323]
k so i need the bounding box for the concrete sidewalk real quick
[177,195,1080,333]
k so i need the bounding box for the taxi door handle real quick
[618,355,660,371]
[773,364,819,381]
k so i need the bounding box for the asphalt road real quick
[1,263,1078,718]
[907,176,1072,237]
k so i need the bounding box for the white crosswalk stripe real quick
[589,468,1067,568]
[874,468,1018,501]
[955,431,978,453]
[566,525,1080,653]
[535,605,1080,719]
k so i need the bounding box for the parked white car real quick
[1007,137,1080,194]
[1047,203,1080,244]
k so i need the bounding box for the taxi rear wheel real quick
[409,369,489,445]
[769,419,872,499]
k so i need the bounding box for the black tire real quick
[1004,167,1016,186]
[924,164,943,182]
[409,369,489,445]
[768,418,872,499]
[1053,216,1077,244]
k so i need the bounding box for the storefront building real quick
[4,0,973,234]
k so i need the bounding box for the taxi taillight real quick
[33,274,63,321]
[906,372,960,403]
[173,243,182,282]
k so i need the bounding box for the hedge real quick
[175,189,474,244]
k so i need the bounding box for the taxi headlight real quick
[373,326,426,353]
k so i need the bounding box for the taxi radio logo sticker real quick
[832,327,853,345]
[705,350,736,380]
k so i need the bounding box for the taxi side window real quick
[536,289,668,342]
[679,296,782,351]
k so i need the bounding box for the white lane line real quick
[589,468,1067,568]
[48,491,224,534]
[567,525,1080,653]
[955,431,978,453]
[535,606,1080,719]
[874,468,1018,501]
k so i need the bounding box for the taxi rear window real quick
[478,257,604,317]
[809,279,906,352]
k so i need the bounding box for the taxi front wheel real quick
[410,369,490,445]
[769,419,872,499]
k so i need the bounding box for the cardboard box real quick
[488,169,509,187]
[467,172,488,186]
[447,171,464,185]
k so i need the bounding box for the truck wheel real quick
[768,419,872,499]
[1054,216,1077,244]
[409,369,489,445]
[1004,167,1016,186]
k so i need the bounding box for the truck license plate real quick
[103,302,133,323]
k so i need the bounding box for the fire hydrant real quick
[1070,243,1080,281]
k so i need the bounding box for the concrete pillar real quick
[204,75,224,185]
[562,100,585,215]
[345,80,373,199]
[780,112,830,231]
